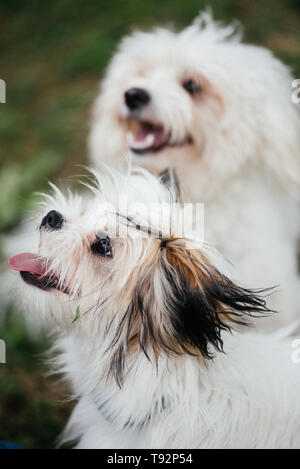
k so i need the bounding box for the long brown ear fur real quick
[109,240,272,386]
[162,243,272,358]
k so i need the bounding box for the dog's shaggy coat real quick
[8,167,300,449]
[89,12,300,328]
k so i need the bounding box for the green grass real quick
[0,308,72,448]
[0,0,299,448]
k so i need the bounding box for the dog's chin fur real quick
[88,12,300,329]
[10,166,300,449]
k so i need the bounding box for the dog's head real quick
[8,167,271,384]
[89,12,300,193]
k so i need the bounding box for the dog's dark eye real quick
[183,79,202,95]
[91,236,112,257]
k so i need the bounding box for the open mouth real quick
[8,253,69,294]
[126,118,192,155]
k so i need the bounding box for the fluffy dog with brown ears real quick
[8,166,300,448]
[89,12,300,329]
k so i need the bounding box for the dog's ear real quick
[109,239,271,385]
[159,168,181,203]
[262,104,300,193]
[156,240,272,359]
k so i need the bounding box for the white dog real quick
[89,12,300,328]
[8,166,300,448]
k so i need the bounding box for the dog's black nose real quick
[40,210,64,231]
[124,88,150,110]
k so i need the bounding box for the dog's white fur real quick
[9,166,300,449]
[89,12,300,328]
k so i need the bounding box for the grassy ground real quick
[0,0,299,448]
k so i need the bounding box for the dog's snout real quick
[40,210,64,231]
[124,87,150,110]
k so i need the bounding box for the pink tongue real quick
[8,253,48,276]
[134,122,154,142]
[152,127,167,148]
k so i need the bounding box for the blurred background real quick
[0,0,299,449]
